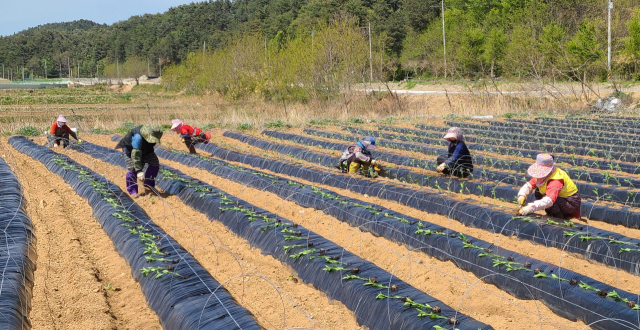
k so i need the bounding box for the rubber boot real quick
[348,162,361,175]
[126,172,138,195]
[362,163,371,177]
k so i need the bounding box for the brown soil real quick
[60,142,365,330]
[0,141,161,330]
[214,130,640,242]
[83,135,602,329]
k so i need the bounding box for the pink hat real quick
[528,154,556,178]
[442,127,464,142]
[171,119,183,130]
[56,115,68,123]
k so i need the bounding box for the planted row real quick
[0,157,36,330]
[382,123,640,161]
[81,140,640,330]
[344,125,640,175]
[308,128,640,189]
[447,121,640,148]
[272,129,640,215]
[8,136,261,330]
[506,118,640,133]
[207,133,640,275]
[77,141,491,330]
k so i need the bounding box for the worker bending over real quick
[517,153,581,219]
[115,125,163,197]
[338,137,383,177]
[47,115,81,148]
[436,127,473,178]
[170,119,211,154]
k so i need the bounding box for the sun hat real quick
[140,125,163,144]
[359,137,377,151]
[171,119,183,130]
[527,153,556,178]
[443,127,464,141]
[56,115,68,123]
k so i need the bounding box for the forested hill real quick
[2,0,640,80]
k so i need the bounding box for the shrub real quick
[265,119,292,128]
[236,122,252,130]
[16,126,41,137]
[308,118,339,126]
[160,124,171,131]
[115,120,136,134]
[91,128,113,135]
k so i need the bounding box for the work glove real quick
[517,195,526,206]
[517,205,533,216]
[53,144,58,148]
[371,159,378,166]
[436,163,446,173]
[77,139,83,144]
[137,172,145,182]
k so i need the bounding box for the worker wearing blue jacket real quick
[436,127,473,178]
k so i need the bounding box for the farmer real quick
[170,119,211,154]
[436,127,473,178]
[115,124,163,197]
[47,115,81,148]
[338,136,383,177]
[516,153,581,219]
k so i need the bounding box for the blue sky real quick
[0,0,199,36]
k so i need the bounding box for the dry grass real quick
[1,82,639,136]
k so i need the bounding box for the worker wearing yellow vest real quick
[516,153,581,219]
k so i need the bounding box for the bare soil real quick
[0,141,162,330]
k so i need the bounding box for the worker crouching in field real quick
[338,137,383,177]
[46,115,81,148]
[516,153,581,219]
[436,127,473,178]
[115,125,163,198]
[170,119,211,154]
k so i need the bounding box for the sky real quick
[0,0,200,36]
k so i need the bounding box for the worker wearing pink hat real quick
[516,153,581,219]
[170,119,211,154]
[46,114,81,148]
[436,127,473,178]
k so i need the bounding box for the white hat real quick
[56,115,68,123]
[171,119,183,130]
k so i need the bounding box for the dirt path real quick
[63,145,365,330]
[0,141,161,330]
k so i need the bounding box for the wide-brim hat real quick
[140,125,163,144]
[171,119,183,130]
[56,115,68,123]
[528,153,555,178]
[360,137,377,150]
[443,127,461,140]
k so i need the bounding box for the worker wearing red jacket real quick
[170,119,211,154]
[47,115,81,148]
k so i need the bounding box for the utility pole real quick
[159,58,161,76]
[117,58,120,81]
[44,60,47,79]
[78,61,80,79]
[608,0,613,77]
[203,41,206,55]
[368,21,373,83]
[67,57,70,78]
[147,58,150,77]
[442,0,447,79]
[22,65,24,81]
[2,64,3,79]
[264,38,267,62]
[96,64,99,82]
[312,27,314,50]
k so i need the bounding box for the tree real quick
[566,20,603,83]
[623,9,640,78]
[121,56,147,85]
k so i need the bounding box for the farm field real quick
[4,108,640,330]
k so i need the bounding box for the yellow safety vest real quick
[538,168,578,198]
